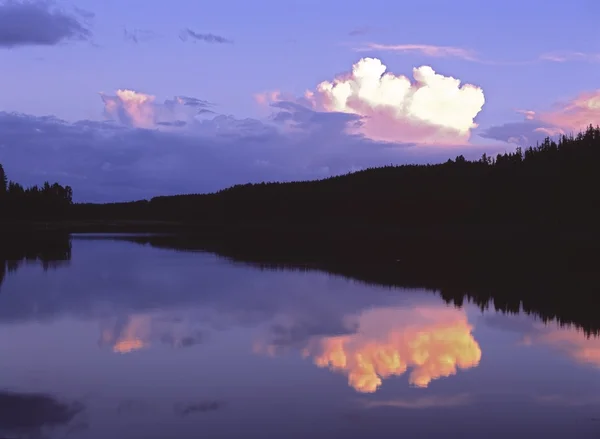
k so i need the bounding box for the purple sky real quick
[0,0,599,202]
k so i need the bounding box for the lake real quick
[0,234,599,438]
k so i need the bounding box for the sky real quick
[0,0,599,202]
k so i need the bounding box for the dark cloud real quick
[179,28,232,44]
[479,121,561,147]
[163,95,215,116]
[156,120,187,127]
[0,98,467,203]
[174,96,213,108]
[348,26,370,36]
[0,0,91,48]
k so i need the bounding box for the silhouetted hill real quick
[69,126,600,232]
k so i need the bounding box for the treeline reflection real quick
[120,233,600,336]
[0,233,71,291]
[1,233,599,337]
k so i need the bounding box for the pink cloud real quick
[254,90,284,106]
[539,51,600,63]
[101,89,156,128]
[516,109,536,120]
[100,90,214,129]
[537,91,600,131]
[304,58,485,144]
[356,43,479,62]
[484,89,600,147]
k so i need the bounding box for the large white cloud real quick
[260,58,486,145]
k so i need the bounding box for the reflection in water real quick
[99,313,206,354]
[265,306,482,393]
[2,237,600,438]
[0,233,71,291]
[100,315,152,354]
[0,391,83,437]
[361,393,472,409]
[523,325,600,369]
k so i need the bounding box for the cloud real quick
[361,394,472,409]
[100,90,215,128]
[481,91,600,146]
[0,0,91,48]
[356,43,479,62]
[300,57,485,144]
[535,91,600,131]
[539,51,600,63]
[357,45,600,66]
[479,121,556,147]
[0,99,434,202]
[179,28,232,44]
[1,70,491,203]
[348,27,371,37]
[297,306,481,393]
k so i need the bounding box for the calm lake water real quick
[1,235,599,438]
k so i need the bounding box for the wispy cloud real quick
[356,43,600,66]
[348,27,371,37]
[538,51,600,63]
[123,27,158,44]
[355,43,479,61]
[179,28,232,44]
[361,394,472,409]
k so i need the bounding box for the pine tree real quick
[0,163,7,195]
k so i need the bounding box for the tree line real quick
[3,125,600,231]
[0,165,73,220]
[72,125,600,232]
[121,233,600,335]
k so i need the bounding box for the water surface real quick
[1,235,599,438]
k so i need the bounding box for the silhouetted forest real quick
[0,163,73,221]
[3,125,600,233]
[71,125,600,232]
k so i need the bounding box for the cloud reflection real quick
[523,326,600,369]
[262,306,482,393]
[484,313,600,369]
[361,393,472,409]
[99,313,206,354]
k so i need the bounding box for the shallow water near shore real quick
[0,235,599,438]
